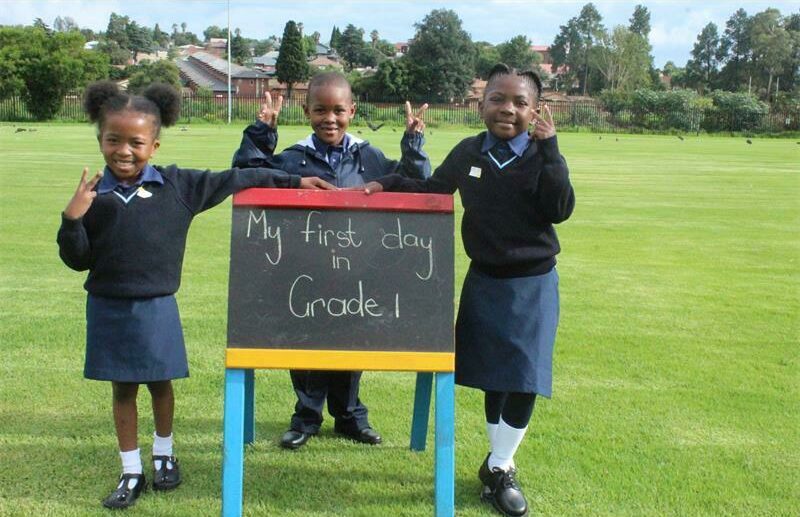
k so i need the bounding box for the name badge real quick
[136,187,153,198]
[468,166,482,178]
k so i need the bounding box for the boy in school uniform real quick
[232,71,430,449]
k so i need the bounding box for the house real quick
[205,38,228,58]
[252,51,279,75]
[394,42,410,56]
[177,51,270,96]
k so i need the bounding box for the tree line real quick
[0,5,797,121]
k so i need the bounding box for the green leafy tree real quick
[152,24,170,48]
[106,13,130,50]
[551,18,583,92]
[126,21,153,63]
[276,20,309,98]
[628,5,651,37]
[779,13,800,93]
[339,24,367,70]
[204,25,227,41]
[358,59,410,100]
[405,9,476,102]
[496,35,542,71]
[575,3,605,95]
[750,8,792,100]
[685,23,723,93]
[717,8,752,92]
[96,39,131,65]
[330,26,342,50]
[230,28,249,64]
[127,60,181,94]
[592,26,651,91]
[475,42,501,79]
[0,26,109,120]
[53,16,78,33]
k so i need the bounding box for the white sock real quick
[488,418,527,471]
[120,448,143,475]
[486,422,499,452]
[153,433,174,470]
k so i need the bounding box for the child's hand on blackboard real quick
[299,177,336,190]
[63,167,103,220]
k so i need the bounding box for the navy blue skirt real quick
[85,294,188,382]
[455,265,559,396]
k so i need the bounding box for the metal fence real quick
[1,93,796,133]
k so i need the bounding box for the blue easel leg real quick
[434,372,455,517]
[222,369,245,517]
[410,372,433,451]
[244,369,255,444]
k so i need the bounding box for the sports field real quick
[1,123,797,516]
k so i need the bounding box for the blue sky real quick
[3,0,799,67]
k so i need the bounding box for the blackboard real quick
[227,190,454,356]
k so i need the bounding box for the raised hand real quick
[530,104,556,140]
[258,92,283,127]
[405,101,428,134]
[299,177,336,190]
[64,167,103,220]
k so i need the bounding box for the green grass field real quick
[1,122,798,516]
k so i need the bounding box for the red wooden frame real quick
[233,189,453,213]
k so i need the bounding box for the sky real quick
[2,0,799,68]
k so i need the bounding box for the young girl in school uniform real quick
[57,81,332,509]
[358,64,575,517]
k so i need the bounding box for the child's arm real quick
[172,165,333,215]
[231,93,284,169]
[359,140,465,195]
[57,168,103,271]
[373,102,432,179]
[531,106,575,224]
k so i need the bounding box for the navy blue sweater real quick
[57,164,300,298]
[377,133,575,277]
[231,121,431,187]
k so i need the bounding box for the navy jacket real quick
[232,120,431,187]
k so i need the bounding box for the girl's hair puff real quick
[83,81,181,137]
[485,63,543,103]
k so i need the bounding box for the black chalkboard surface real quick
[227,190,454,354]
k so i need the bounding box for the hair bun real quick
[84,81,121,123]
[142,83,181,127]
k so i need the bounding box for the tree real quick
[575,3,605,95]
[593,26,651,91]
[276,20,308,98]
[127,60,181,93]
[230,28,249,64]
[330,26,342,50]
[750,8,791,100]
[496,35,542,71]
[475,42,501,79]
[370,30,379,48]
[204,25,226,41]
[53,16,78,33]
[126,21,153,63]
[551,18,583,92]
[358,59,410,100]
[717,9,752,91]
[628,5,650,37]
[405,9,475,102]
[106,13,130,50]
[96,39,131,65]
[685,23,723,93]
[0,26,109,120]
[339,24,366,70]
[152,24,169,48]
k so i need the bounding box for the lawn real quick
[0,122,797,516]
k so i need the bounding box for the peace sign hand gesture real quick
[258,92,283,127]
[405,101,428,134]
[530,104,556,140]
[64,167,103,220]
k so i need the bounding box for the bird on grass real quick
[356,130,363,134]
[180,126,188,132]
[366,121,385,132]
[677,135,684,141]
[15,128,26,133]
[392,128,397,132]
[598,136,602,140]
[746,139,752,144]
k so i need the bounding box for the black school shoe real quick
[152,455,181,491]
[102,473,146,509]
[478,454,529,517]
[333,425,383,445]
